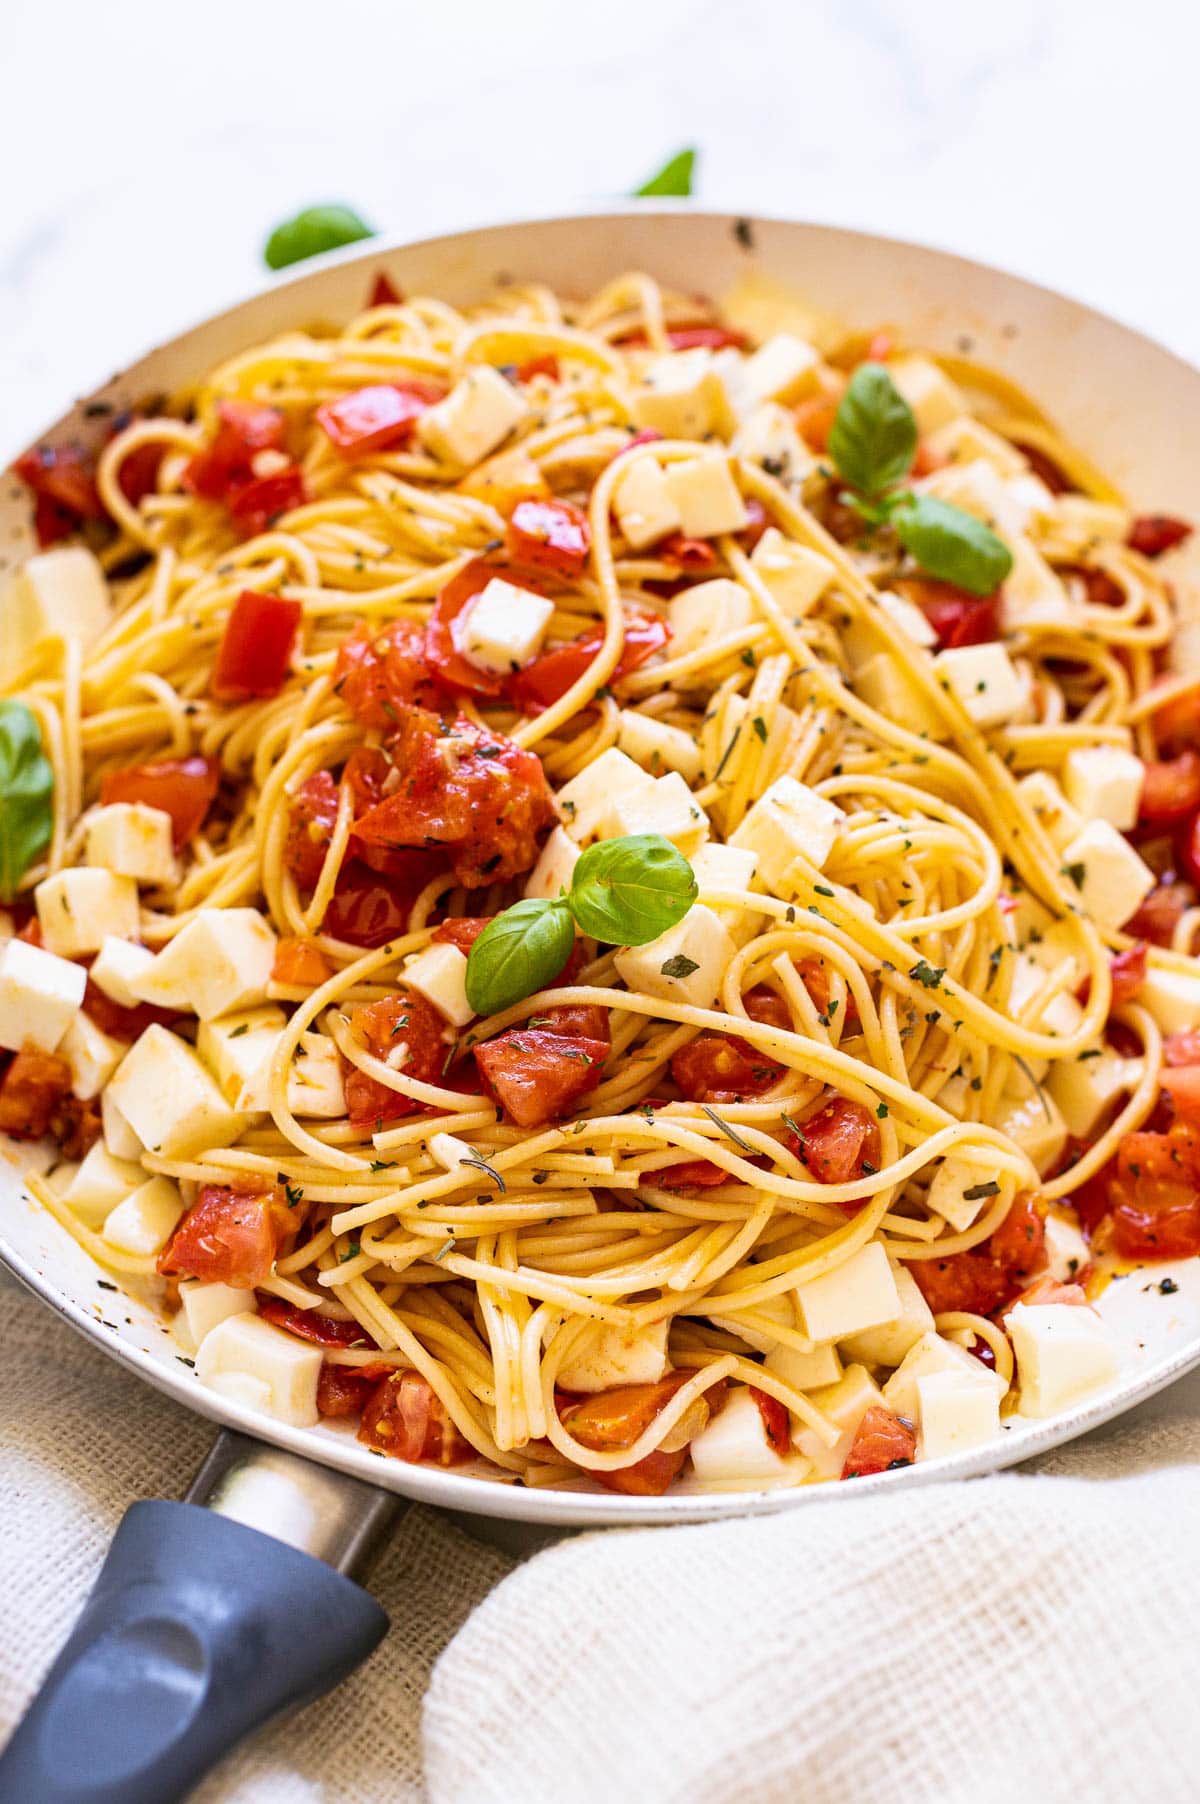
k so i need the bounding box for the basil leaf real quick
[827,362,917,499]
[890,493,1013,597]
[464,897,575,1016]
[264,204,375,272]
[0,701,54,902]
[569,834,698,945]
[634,148,696,198]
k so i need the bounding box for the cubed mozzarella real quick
[613,904,737,1011]
[854,652,947,738]
[839,1264,936,1368]
[35,868,139,958]
[1018,771,1084,853]
[916,1370,1002,1460]
[62,1142,143,1227]
[743,333,822,405]
[1058,820,1155,933]
[416,365,529,467]
[177,1280,256,1353]
[883,1330,1004,1422]
[1008,1302,1119,1417]
[132,908,277,1019]
[197,1007,287,1110]
[924,415,1028,478]
[286,1034,346,1120]
[195,1313,322,1427]
[84,803,177,886]
[1061,745,1144,831]
[668,578,755,659]
[629,349,729,440]
[999,535,1077,630]
[429,1131,475,1172]
[997,1087,1068,1174]
[555,748,654,844]
[102,1176,185,1257]
[662,453,748,539]
[606,771,710,857]
[107,1025,249,1157]
[1042,1213,1091,1283]
[690,841,757,896]
[877,589,938,648]
[524,824,581,899]
[710,347,757,426]
[749,527,836,617]
[89,936,155,1009]
[888,355,968,433]
[731,403,814,485]
[403,943,473,1027]
[460,578,555,676]
[102,1088,143,1162]
[1047,1048,1137,1138]
[617,710,703,784]
[793,1364,885,1478]
[0,938,86,1053]
[762,1340,843,1392]
[932,643,1027,730]
[556,1321,670,1393]
[926,1157,1001,1233]
[730,775,844,890]
[613,456,682,550]
[1138,963,1200,1036]
[59,1010,124,1101]
[687,1386,796,1484]
[2,546,111,682]
[795,1242,901,1342]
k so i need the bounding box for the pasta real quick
[4,265,1200,1496]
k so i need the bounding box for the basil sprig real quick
[464,833,698,1017]
[0,701,54,902]
[827,362,1013,598]
[264,204,375,271]
[634,148,696,197]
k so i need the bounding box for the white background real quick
[1,0,1195,448]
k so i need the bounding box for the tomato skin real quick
[987,1195,1046,1282]
[333,618,440,724]
[82,975,173,1042]
[656,1159,730,1189]
[474,1028,607,1127]
[558,1372,694,1452]
[157,1185,292,1288]
[788,1097,879,1187]
[358,1370,472,1465]
[257,1298,375,1348]
[14,443,104,544]
[430,917,492,953]
[100,754,220,847]
[227,466,307,538]
[1166,1029,1200,1067]
[1139,751,1200,826]
[1013,1275,1089,1308]
[506,498,591,580]
[316,381,442,456]
[594,1446,688,1495]
[671,1033,780,1105]
[1177,813,1200,889]
[748,1386,790,1454]
[1128,514,1192,558]
[1071,1122,1200,1261]
[271,935,333,986]
[894,577,1001,648]
[507,609,670,715]
[841,1404,916,1479]
[342,989,448,1130]
[183,400,287,500]
[0,1046,72,1139]
[1158,1066,1200,1124]
[211,589,302,702]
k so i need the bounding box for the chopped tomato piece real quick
[659,533,717,569]
[742,983,793,1033]
[157,1184,292,1288]
[211,589,302,703]
[1125,878,1194,948]
[1166,1029,1200,1067]
[505,497,591,580]
[864,330,895,363]
[1011,440,1073,494]
[1109,942,1148,1006]
[227,465,307,538]
[539,1002,610,1042]
[333,618,439,724]
[323,856,444,949]
[987,1195,1046,1282]
[367,272,402,308]
[100,754,220,847]
[1139,751,1200,826]
[14,443,104,545]
[284,771,339,890]
[0,1046,72,1139]
[515,353,560,383]
[115,438,165,510]
[1012,1275,1089,1308]
[794,393,842,453]
[593,1446,687,1495]
[1107,1121,1200,1259]
[507,608,670,715]
[558,1372,694,1451]
[1177,813,1200,889]
[271,936,333,986]
[841,1404,916,1479]
[1158,1066,1200,1124]
[788,1097,879,1188]
[1128,514,1192,558]
[183,400,287,500]
[671,1033,780,1104]
[793,957,860,1032]
[431,916,492,953]
[424,559,509,698]
[655,1159,730,1189]
[894,577,1000,649]
[82,976,173,1042]
[317,1362,392,1418]
[316,382,442,456]
[342,989,448,1131]
[909,1195,1046,1315]
[474,1027,606,1127]
[1151,682,1200,754]
[257,1297,375,1347]
[749,1386,790,1454]
[358,1369,473,1465]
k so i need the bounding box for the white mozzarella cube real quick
[524,825,581,900]
[710,346,757,426]
[206,1372,273,1412]
[177,1280,256,1353]
[854,653,947,739]
[662,453,748,539]
[1008,1302,1119,1417]
[762,1340,843,1392]
[687,1386,795,1484]
[1047,1049,1137,1138]
[730,775,844,890]
[2,546,111,682]
[460,578,555,676]
[287,1034,346,1120]
[925,415,1028,478]
[793,1364,886,1478]
[85,803,177,886]
[102,1088,144,1162]
[555,748,654,844]
[883,1330,1004,1422]
[668,578,755,659]
[750,527,836,617]
[743,332,822,405]
[107,1025,249,1157]
[614,904,737,1011]
[1062,746,1144,831]
[926,1158,999,1234]
[606,771,710,857]
[132,908,277,1019]
[1043,1213,1091,1283]
[195,1313,322,1427]
[62,1142,143,1228]
[429,1131,475,1172]
[877,589,938,648]
[1138,964,1200,1036]
[197,1007,287,1111]
[1018,772,1084,853]
[556,1320,670,1393]
[839,1264,936,1368]
[402,943,473,1028]
[888,355,968,433]
[732,403,814,485]
[916,1370,1002,1460]
[1058,820,1155,932]
[997,1087,1068,1173]
[0,938,86,1053]
[59,1011,124,1101]
[102,1176,185,1257]
[89,937,155,1009]
[416,365,529,467]
[629,349,729,440]
[999,534,1076,630]
[616,710,703,783]
[932,643,1027,730]
[613,456,681,550]
[690,841,757,896]
[795,1243,901,1342]
[35,868,139,958]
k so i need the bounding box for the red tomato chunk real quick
[358,1370,472,1465]
[671,1033,781,1105]
[505,498,591,580]
[895,577,1001,649]
[474,1028,607,1127]
[317,1362,393,1418]
[841,1405,917,1479]
[183,400,287,500]
[0,1046,72,1140]
[316,381,442,456]
[1128,514,1192,558]
[257,1297,374,1347]
[558,1372,697,1496]
[158,1185,292,1288]
[909,1196,1046,1316]
[788,1097,879,1189]
[14,442,104,545]
[100,755,220,847]
[342,989,448,1131]
[211,589,302,703]
[1139,751,1200,826]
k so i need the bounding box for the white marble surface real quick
[1,0,1195,451]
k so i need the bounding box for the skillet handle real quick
[0,1435,401,1804]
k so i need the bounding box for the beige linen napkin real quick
[3,1272,1199,1803]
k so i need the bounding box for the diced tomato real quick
[742,983,793,1033]
[505,498,591,580]
[748,1386,790,1454]
[316,382,442,457]
[1139,751,1200,827]
[655,1159,730,1189]
[659,533,718,570]
[1158,1065,1200,1124]
[211,589,302,703]
[183,400,287,500]
[1177,813,1200,889]
[1012,1275,1089,1309]
[1011,441,1072,495]
[894,577,1000,649]
[333,618,440,725]
[1107,1121,1200,1259]
[0,1046,72,1139]
[1108,943,1149,1007]
[158,1184,292,1288]
[841,1404,916,1479]
[864,330,896,364]
[909,1195,1046,1315]
[271,935,333,986]
[358,1369,473,1465]
[227,466,307,538]
[284,771,339,890]
[557,1372,693,1452]
[507,608,670,715]
[317,1363,392,1418]
[367,272,402,308]
[1151,682,1200,754]
[1166,1029,1200,1067]
[537,1002,610,1042]
[100,754,220,848]
[323,856,444,949]
[474,1028,606,1127]
[911,439,947,478]
[793,957,861,1032]
[1125,878,1194,948]
[115,438,165,510]
[14,443,104,545]
[342,988,448,1131]
[671,1033,780,1105]
[431,916,492,953]
[515,353,560,383]
[82,976,173,1042]
[1075,563,1125,606]
[257,1297,375,1347]
[1128,514,1192,558]
[987,1195,1046,1282]
[794,393,842,453]
[788,1097,879,1190]
[593,1446,688,1495]
[423,559,516,698]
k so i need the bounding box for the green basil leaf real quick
[264,204,375,272]
[0,701,54,903]
[568,834,698,945]
[890,493,1014,597]
[464,897,576,1016]
[634,148,696,198]
[827,362,917,499]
